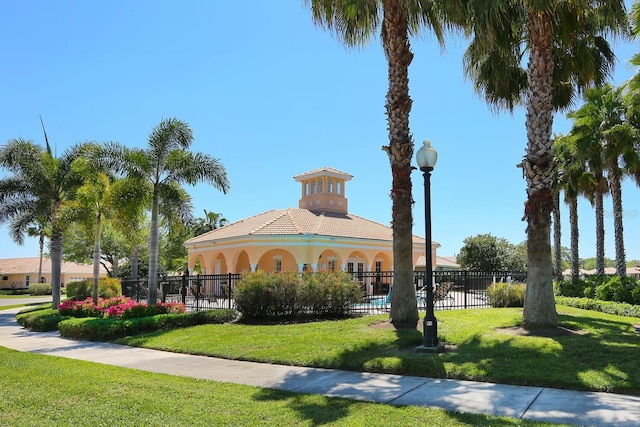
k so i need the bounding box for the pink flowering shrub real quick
[104,299,186,319]
[58,298,104,318]
[58,297,186,319]
[98,296,130,310]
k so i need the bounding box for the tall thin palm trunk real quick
[595,192,606,275]
[148,192,160,304]
[37,231,44,283]
[92,213,102,302]
[568,197,580,282]
[553,191,562,281]
[521,10,557,328]
[608,163,626,276]
[50,229,63,308]
[381,0,418,329]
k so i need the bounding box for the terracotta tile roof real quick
[185,208,427,244]
[0,257,103,275]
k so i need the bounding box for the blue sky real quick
[1,1,639,263]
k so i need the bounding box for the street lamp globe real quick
[416,139,438,170]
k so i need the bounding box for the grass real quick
[4,302,638,425]
[116,306,640,395]
[0,346,564,426]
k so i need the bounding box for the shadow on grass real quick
[440,312,640,394]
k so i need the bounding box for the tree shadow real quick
[443,312,640,393]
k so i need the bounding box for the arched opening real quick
[257,249,297,273]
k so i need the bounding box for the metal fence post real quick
[195,274,201,311]
[227,272,232,309]
[464,270,469,309]
[181,272,187,305]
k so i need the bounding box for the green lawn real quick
[3,303,637,425]
[0,346,564,426]
[117,306,640,395]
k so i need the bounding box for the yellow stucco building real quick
[0,257,107,289]
[184,167,438,287]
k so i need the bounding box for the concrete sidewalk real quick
[1,306,639,426]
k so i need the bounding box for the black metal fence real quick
[121,270,527,314]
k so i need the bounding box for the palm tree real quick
[305,0,466,329]
[192,209,228,236]
[553,133,594,282]
[70,169,112,301]
[0,139,87,308]
[568,84,638,277]
[462,0,627,327]
[26,218,49,283]
[567,117,609,276]
[102,118,230,304]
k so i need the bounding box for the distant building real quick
[0,257,107,289]
[561,266,640,280]
[416,255,461,271]
[185,167,439,288]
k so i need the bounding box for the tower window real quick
[310,181,315,194]
[317,179,322,193]
[328,179,333,193]
[337,181,342,195]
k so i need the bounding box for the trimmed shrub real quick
[66,281,91,300]
[58,298,104,317]
[595,276,640,305]
[58,309,237,340]
[486,282,526,307]
[234,270,298,318]
[66,278,122,300]
[299,271,362,317]
[0,289,31,295]
[28,282,52,296]
[57,296,185,320]
[16,307,69,332]
[234,270,363,320]
[556,296,640,318]
[96,277,122,298]
[104,300,185,319]
[555,275,640,305]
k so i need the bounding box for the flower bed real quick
[58,297,186,319]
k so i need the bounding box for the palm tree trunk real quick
[92,213,102,302]
[568,196,580,283]
[595,191,605,275]
[553,191,562,281]
[132,246,139,280]
[50,228,63,309]
[148,192,159,304]
[37,232,44,283]
[381,0,417,329]
[609,163,626,277]
[521,10,557,328]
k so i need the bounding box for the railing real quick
[121,270,527,313]
[122,273,241,311]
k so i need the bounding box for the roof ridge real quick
[251,209,290,234]
[311,210,325,234]
[286,208,304,234]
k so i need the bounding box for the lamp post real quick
[416,139,444,353]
